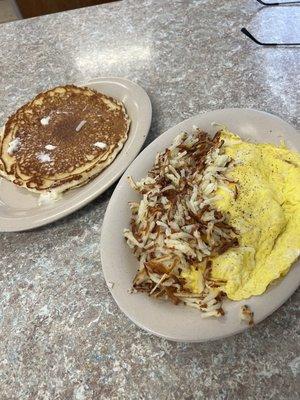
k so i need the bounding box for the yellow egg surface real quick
[211,130,300,300]
[181,265,205,294]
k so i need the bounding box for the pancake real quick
[0,85,130,194]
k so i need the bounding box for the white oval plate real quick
[101,108,300,342]
[0,77,152,232]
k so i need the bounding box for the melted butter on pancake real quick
[7,137,21,155]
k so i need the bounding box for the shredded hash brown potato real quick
[124,129,239,318]
[241,305,254,326]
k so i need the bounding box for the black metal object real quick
[241,27,300,45]
[256,0,300,5]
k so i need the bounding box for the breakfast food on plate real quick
[241,305,254,326]
[0,85,130,203]
[124,127,300,319]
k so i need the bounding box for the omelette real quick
[210,130,300,300]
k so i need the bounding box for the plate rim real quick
[101,108,300,342]
[0,77,152,232]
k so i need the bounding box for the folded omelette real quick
[210,130,300,300]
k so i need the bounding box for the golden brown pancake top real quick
[2,85,129,177]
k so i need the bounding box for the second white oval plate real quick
[0,77,152,232]
[101,108,300,342]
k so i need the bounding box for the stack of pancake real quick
[0,85,130,197]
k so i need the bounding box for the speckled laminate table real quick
[0,1,299,399]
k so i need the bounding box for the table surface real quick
[0,1,299,399]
